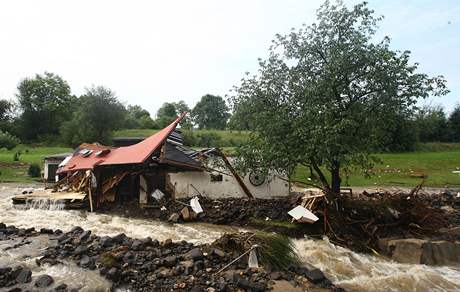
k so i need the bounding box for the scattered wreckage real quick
[14,114,297,219]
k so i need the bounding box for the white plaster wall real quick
[169,171,290,199]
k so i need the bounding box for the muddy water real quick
[1,185,460,291]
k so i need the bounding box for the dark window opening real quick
[210,174,223,182]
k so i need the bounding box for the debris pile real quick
[0,223,343,291]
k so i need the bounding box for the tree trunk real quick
[330,161,341,196]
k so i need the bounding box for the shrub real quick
[0,131,20,150]
[13,152,21,161]
[28,163,41,178]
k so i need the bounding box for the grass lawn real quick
[0,145,72,183]
[292,151,460,187]
[0,142,459,187]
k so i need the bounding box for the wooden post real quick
[216,149,254,199]
[88,186,94,212]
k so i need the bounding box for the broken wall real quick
[169,171,290,199]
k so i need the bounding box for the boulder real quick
[35,274,54,288]
[381,238,460,265]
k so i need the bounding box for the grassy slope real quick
[114,128,251,141]
[0,145,72,183]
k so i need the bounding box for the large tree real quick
[192,94,230,129]
[155,101,192,128]
[16,72,73,140]
[231,1,448,198]
[60,86,125,145]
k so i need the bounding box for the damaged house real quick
[16,114,289,210]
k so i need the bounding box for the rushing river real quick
[1,184,460,291]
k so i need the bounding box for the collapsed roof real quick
[57,113,202,173]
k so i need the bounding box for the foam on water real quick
[295,236,460,292]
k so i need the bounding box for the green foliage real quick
[254,232,300,270]
[155,101,192,128]
[16,72,74,141]
[27,163,41,177]
[192,94,230,129]
[60,86,125,146]
[0,131,20,150]
[415,105,449,142]
[231,1,448,196]
[448,104,460,142]
[123,105,155,129]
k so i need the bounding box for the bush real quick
[13,152,21,161]
[28,163,41,178]
[0,131,20,150]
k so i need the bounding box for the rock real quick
[305,268,326,284]
[382,238,460,265]
[168,213,180,223]
[73,245,88,255]
[40,228,54,234]
[186,248,204,260]
[271,280,303,292]
[131,240,144,250]
[236,278,266,292]
[269,271,282,280]
[70,226,83,234]
[107,267,118,279]
[55,283,68,291]
[181,207,191,221]
[164,255,177,267]
[35,274,54,288]
[80,255,94,268]
[213,248,226,258]
[100,236,113,248]
[15,268,32,283]
[112,233,127,244]
[78,230,91,241]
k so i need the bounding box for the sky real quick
[0,0,458,116]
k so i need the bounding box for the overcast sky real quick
[0,0,458,116]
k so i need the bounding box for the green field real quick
[0,141,459,187]
[292,151,460,187]
[0,145,72,183]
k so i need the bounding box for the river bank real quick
[1,184,460,291]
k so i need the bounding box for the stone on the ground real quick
[35,274,54,287]
[55,283,68,291]
[186,248,203,260]
[15,268,32,283]
[305,268,326,284]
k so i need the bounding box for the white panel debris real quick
[248,248,259,268]
[190,196,203,214]
[152,189,165,201]
[58,155,72,167]
[288,205,319,223]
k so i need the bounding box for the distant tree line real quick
[0,71,458,151]
[0,72,231,147]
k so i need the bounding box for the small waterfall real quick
[25,198,65,210]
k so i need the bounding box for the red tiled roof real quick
[57,114,185,173]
